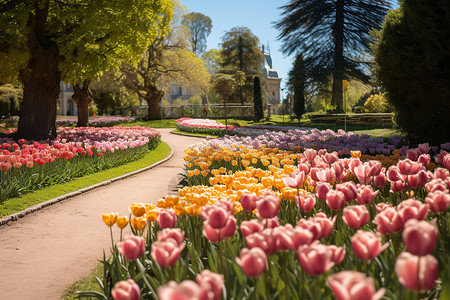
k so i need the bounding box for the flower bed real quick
[56,116,137,127]
[176,118,234,136]
[0,126,160,202]
[91,132,450,299]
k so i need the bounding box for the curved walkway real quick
[0,129,202,300]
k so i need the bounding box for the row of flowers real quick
[0,126,161,203]
[55,116,137,127]
[176,118,235,136]
[93,131,450,299]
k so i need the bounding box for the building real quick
[260,45,282,115]
[59,82,77,116]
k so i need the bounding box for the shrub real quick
[0,84,22,116]
[363,93,391,113]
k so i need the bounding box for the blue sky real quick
[178,0,292,89]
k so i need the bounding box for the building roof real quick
[261,45,279,79]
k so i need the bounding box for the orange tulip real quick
[129,203,146,217]
[131,217,147,231]
[102,212,118,227]
[146,210,159,222]
[350,150,361,158]
[116,216,129,229]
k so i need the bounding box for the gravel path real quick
[0,129,202,300]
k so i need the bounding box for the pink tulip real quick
[373,207,404,234]
[240,192,258,211]
[390,180,407,193]
[283,170,306,188]
[297,241,335,275]
[418,143,430,154]
[375,202,392,213]
[387,166,407,182]
[327,271,385,300]
[407,170,428,189]
[407,149,419,161]
[343,205,369,229]
[276,224,314,250]
[157,209,177,228]
[151,238,185,267]
[236,247,267,277]
[316,168,335,183]
[374,168,387,187]
[111,279,141,300]
[425,191,450,213]
[256,190,280,219]
[351,230,389,260]
[336,182,358,202]
[304,148,317,161]
[196,270,224,300]
[117,236,146,260]
[435,150,448,166]
[296,192,316,212]
[397,199,429,223]
[353,163,373,184]
[395,252,438,292]
[433,167,449,180]
[157,228,185,246]
[240,219,264,237]
[443,154,450,170]
[203,215,236,243]
[418,154,431,167]
[356,185,379,205]
[313,212,336,238]
[402,219,438,256]
[261,216,279,229]
[316,182,332,200]
[326,190,346,211]
[328,245,346,265]
[296,219,322,241]
[398,159,423,175]
[245,229,277,255]
[205,206,229,229]
[158,280,205,300]
[425,179,448,193]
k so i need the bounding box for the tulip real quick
[129,203,146,217]
[236,247,268,277]
[240,192,258,211]
[418,154,431,167]
[304,148,317,161]
[389,180,407,193]
[205,206,230,229]
[157,228,185,246]
[116,216,129,229]
[425,191,450,213]
[374,168,387,187]
[356,185,379,205]
[245,229,277,255]
[373,207,404,234]
[375,202,392,213]
[157,209,177,228]
[277,224,314,250]
[158,280,204,300]
[313,212,336,238]
[397,199,429,223]
[336,182,358,202]
[387,166,406,182]
[351,230,389,260]
[102,212,118,227]
[398,159,423,175]
[402,219,438,256]
[261,216,279,229]
[353,163,373,184]
[196,270,224,300]
[297,241,335,275]
[316,182,332,200]
[316,168,335,183]
[130,217,147,231]
[433,167,449,180]
[326,190,346,211]
[425,179,448,193]
[443,154,450,170]
[151,238,185,267]
[407,170,428,189]
[327,271,385,300]
[283,170,306,188]
[111,279,141,300]
[296,219,322,241]
[240,219,264,237]
[256,191,280,219]
[395,252,438,292]
[203,215,236,243]
[296,192,316,212]
[327,244,346,265]
[343,205,369,229]
[118,235,146,260]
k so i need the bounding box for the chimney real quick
[262,44,265,54]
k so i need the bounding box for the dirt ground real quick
[0,129,202,300]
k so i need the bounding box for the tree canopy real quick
[182,12,212,56]
[275,0,393,111]
[288,53,307,119]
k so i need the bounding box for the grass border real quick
[0,142,172,223]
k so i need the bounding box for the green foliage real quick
[375,1,450,144]
[201,49,223,76]
[0,84,22,116]
[253,76,264,121]
[182,12,212,56]
[288,54,307,119]
[364,93,391,113]
[213,74,236,101]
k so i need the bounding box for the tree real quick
[182,12,212,56]
[122,4,210,120]
[375,1,450,145]
[220,27,262,75]
[275,0,393,112]
[202,49,222,76]
[0,0,173,140]
[288,53,307,120]
[253,76,264,121]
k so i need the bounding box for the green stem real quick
[109,226,114,250]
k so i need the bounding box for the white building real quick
[260,45,282,115]
[59,82,77,116]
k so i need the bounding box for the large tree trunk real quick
[331,0,345,112]
[144,89,164,120]
[71,80,92,127]
[17,2,61,141]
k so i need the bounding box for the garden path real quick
[0,129,202,300]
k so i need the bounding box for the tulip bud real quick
[402,219,438,256]
[111,279,141,300]
[395,252,438,292]
[118,235,146,260]
[236,247,267,277]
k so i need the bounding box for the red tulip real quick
[276,224,314,250]
[196,270,224,300]
[327,244,346,265]
[261,216,279,229]
[402,219,438,256]
[157,209,177,229]
[356,185,379,205]
[297,241,335,275]
[236,247,268,277]
[389,180,407,193]
[296,192,316,212]
[351,230,389,260]
[343,205,369,229]
[326,190,346,211]
[296,219,322,241]
[240,219,264,238]
[425,191,450,213]
[240,192,258,211]
[395,252,438,292]
[375,202,392,213]
[443,154,450,170]
[397,199,429,223]
[336,182,358,202]
[203,215,236,243]
[256,190,280,219]
[205,206,229,229]
[327,271,385,300]
[374,168,387,187]
[117,236,146,260]
[373,207,404,234]
[151,238,185,267]
[111,279,141,300]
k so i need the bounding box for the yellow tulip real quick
[194,169,200,176]
[219,167,227,174]
[350,150,361,158]
[129,203,146,217]
[201,169,210,177]
[102,212,118,227]
[131,217,147,230]
[187,170,194,177]
[116,216,129,229]
[231,160,238,166]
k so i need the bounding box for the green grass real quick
[172,129,219,138]
[352,128,401,139]
[118,118,177,128]
[0,142,171,218]
[62,261,104,299]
